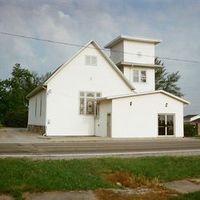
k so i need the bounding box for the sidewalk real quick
[1,178,200,200]
[0,128,107,143]
[1,127,199,143]
[164,178,200,194]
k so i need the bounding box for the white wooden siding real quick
[45,43,132,136]
[111,93,184,138]
[28,90,46,126]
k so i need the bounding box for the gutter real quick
[26,85,47,99]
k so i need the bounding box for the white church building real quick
[27,35,189,138]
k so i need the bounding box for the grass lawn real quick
[171,191,200,200]
[0,156,200,199]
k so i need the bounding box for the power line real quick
[0,31,199,64]
[0,31,84,48]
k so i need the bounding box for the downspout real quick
[94,99,97,136]
[43,85,47,136]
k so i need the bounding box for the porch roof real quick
[98,90,190,105]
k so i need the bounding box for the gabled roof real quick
[26,85,47,99]
[105,35,161,48]
[27,40,135,99]
[184,114,200,122]
[43,40,135,89]
[99,90,190,105]
[184,115,197,120]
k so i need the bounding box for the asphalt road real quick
[0,138,200,156]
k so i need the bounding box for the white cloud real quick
[0,0,199,114]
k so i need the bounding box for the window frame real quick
[39,94,42,117]
[133,70,139,82]
[79,91,101,115]
[140,70,147,83]
[132,69,147,83]
[35,97,37,117]
[85,55,97,66]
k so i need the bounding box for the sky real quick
[0,0,199,115]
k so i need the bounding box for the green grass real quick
[171,191,200,200]
[0,156,200,199]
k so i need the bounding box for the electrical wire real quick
[0,31,199,64]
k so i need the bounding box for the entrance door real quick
[158,114,174,136]
[107,113,111,137]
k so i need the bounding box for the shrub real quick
[184,123,198,137]
[3,111,28,127]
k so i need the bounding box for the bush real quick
[184,123,198,137]
[3,111,28,127]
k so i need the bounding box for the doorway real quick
[158,114,174,136]
[107,113,111,137]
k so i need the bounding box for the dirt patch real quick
[105,171,162,189]
[96,171,177,200]
[0,194,14,200]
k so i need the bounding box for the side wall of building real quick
[45,43,132,136]
[111,93,184,138]
[110,42,124,64]
[123,40,155,64]
[123,66,155,92]
[27,90,46,133]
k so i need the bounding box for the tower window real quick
[133,70,139,82]
[132,69,147,83]
[141,71,146,82]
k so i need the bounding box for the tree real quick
[0,64,41,126]
[155,58,183,97]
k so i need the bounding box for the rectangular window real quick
[86,99,95,114]
[79,91,101,115]
[133,70,139,82]
[133,69,147,83]
[96,102,100,117]
[85,55,97,66]
[91,56,97,66]
[158,114,174,136]
[40,95,42,116]
[141,71,147,82]
[35,97,37,117]
[80,98,85,114]
[87,92,95,97]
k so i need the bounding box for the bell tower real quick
[105,35,161,92]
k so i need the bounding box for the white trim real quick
[117,62,162,68]
[105,35,161,48]
[190,115,200,122]
[158,113,175,136]
[43,40,135,91]
[92,41,135,90]
[44,40,94,85]
[99,90,190,104]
